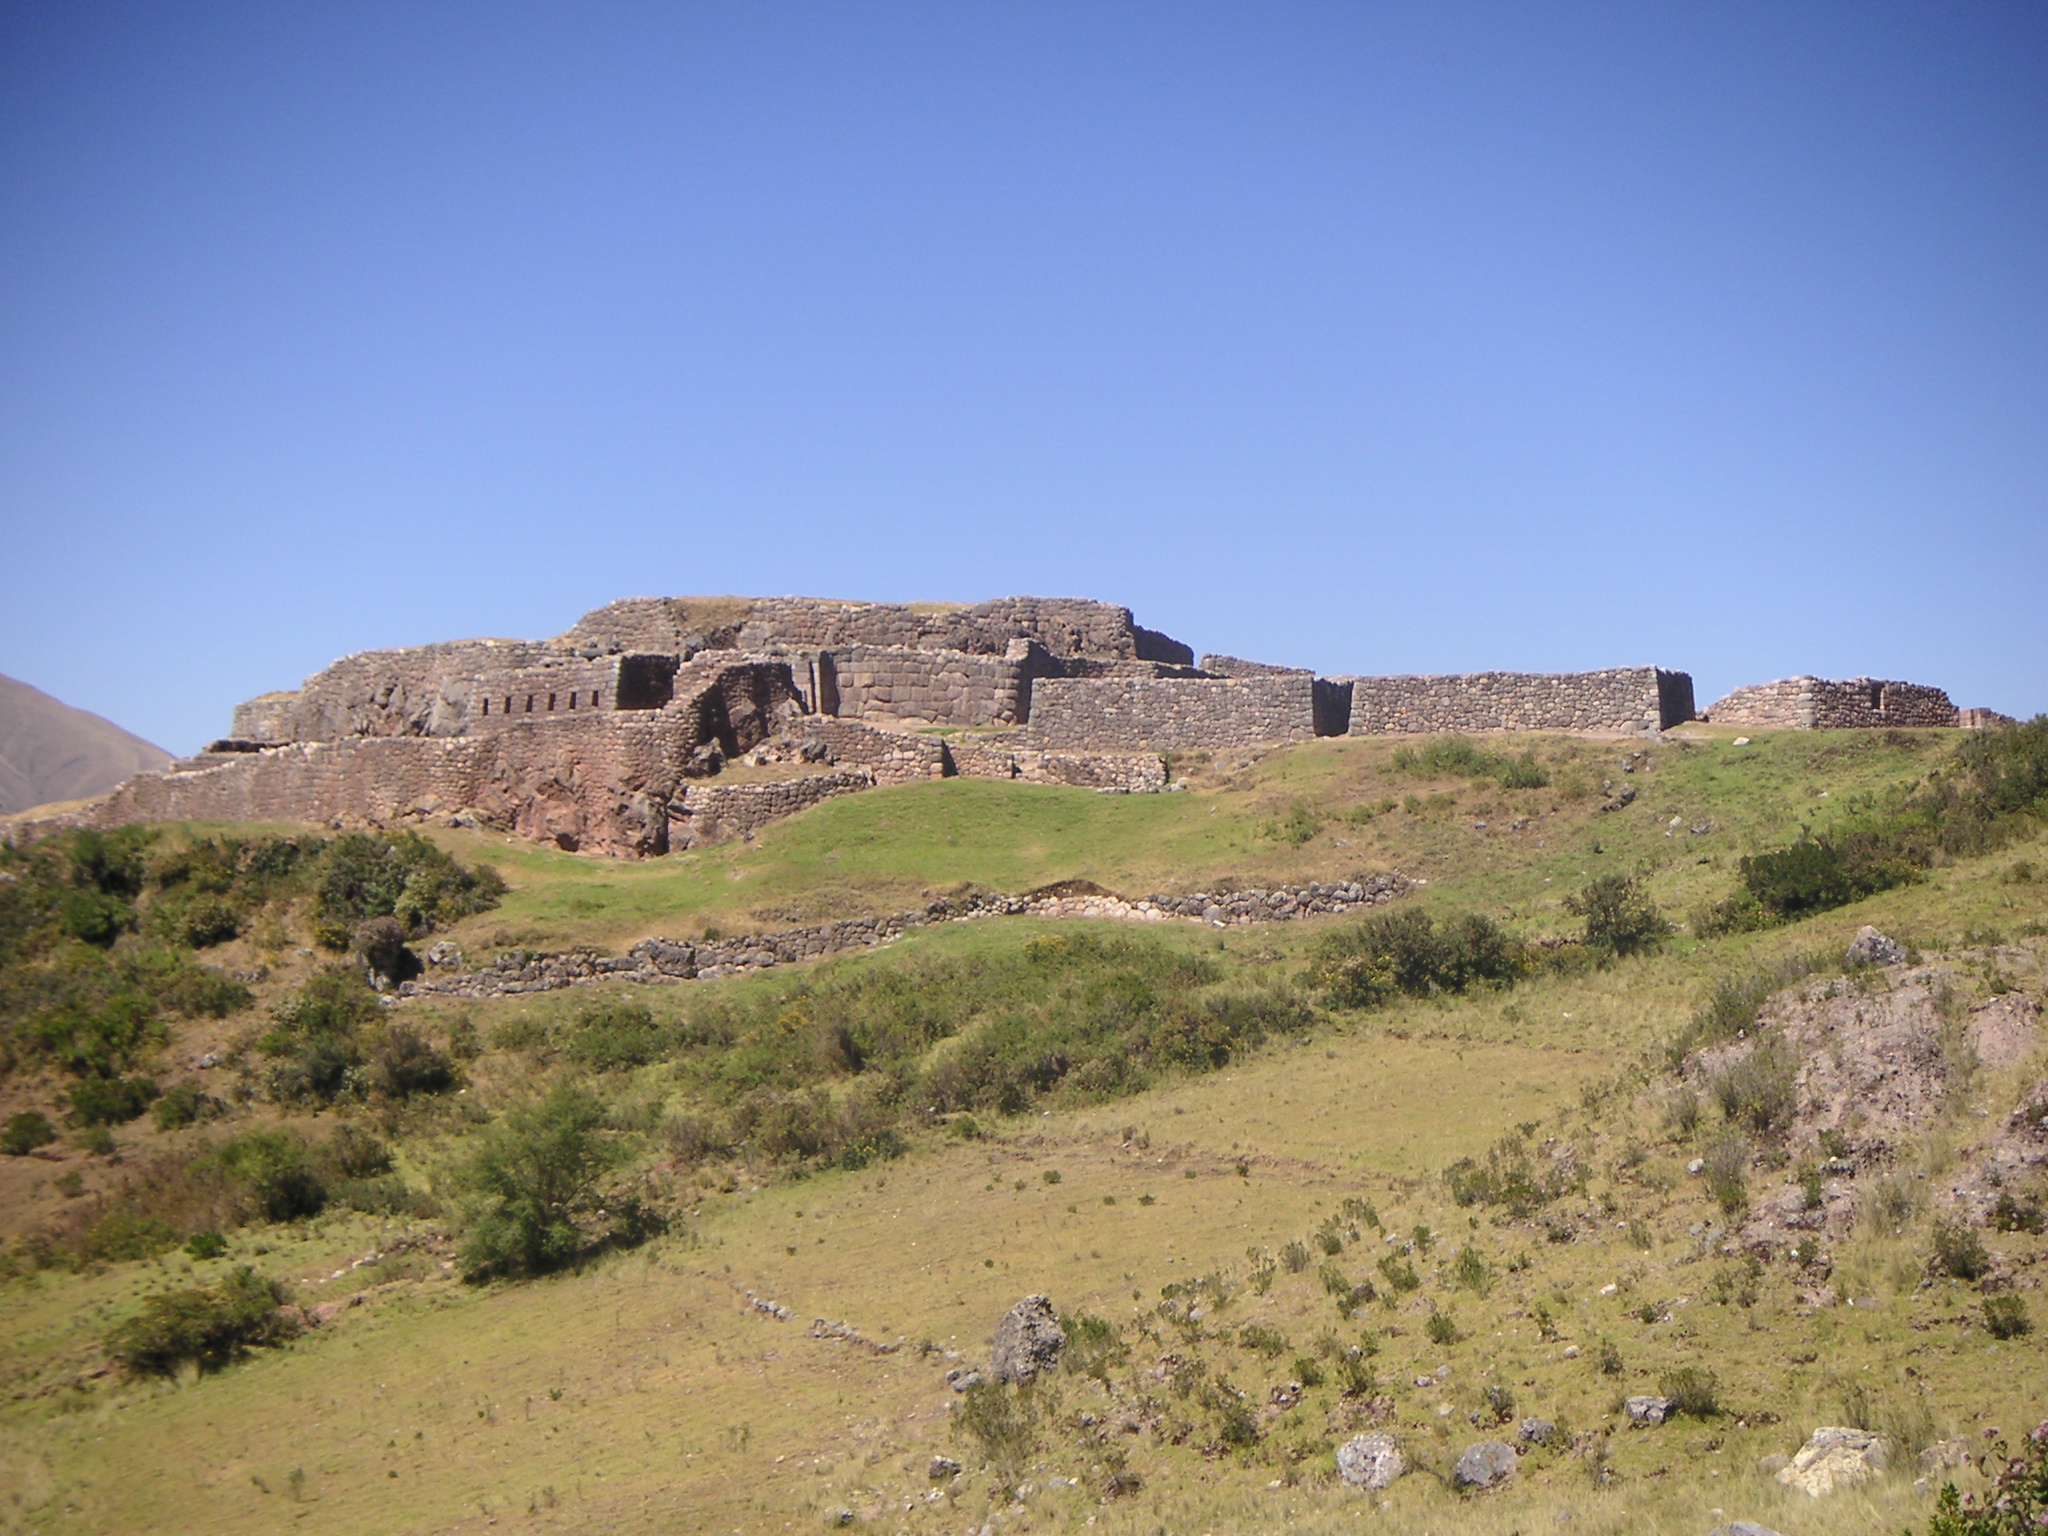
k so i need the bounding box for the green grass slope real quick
[2,726,2046,1536]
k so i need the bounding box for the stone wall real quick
[669,771,875,848]
[1344,667,1694,735]
[820,644,1037,728]
[793,718,949,784]
[1027,675,1318,751]
[1706,677,1959,730]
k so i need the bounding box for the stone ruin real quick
[2,594,1998,858]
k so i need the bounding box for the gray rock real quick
[1755,1452,1790,1477]
[928,1455,962,1480]
[1707,1524,1786,1536]
[1846,926,1907,967]
[1517,1417,1560,1447]
[1919,1438,1972,1476]
[1777,1426,1889,1496]
[354,916,409,981]
[1451,1439,1517,1491]
[1336,1431,1407,1489]
[989,1294,1065,1384]
[944,1367,983,1392]
[1626,1395,1673,1427]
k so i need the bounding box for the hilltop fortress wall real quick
[6,591,1992,860]
[1345,667,1697,736]
[1706,677,1960,731]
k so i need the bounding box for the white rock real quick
[1776,1426,1889,1496]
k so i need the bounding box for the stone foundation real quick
[670,772,876,848]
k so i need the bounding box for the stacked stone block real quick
[670,772,875,848]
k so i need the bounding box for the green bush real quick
[367,1023,457,1098]
[1564,875,1668,959]
[458,1083,632,1279]
[1311,906,1527,1009]
[210,1130,327,1222]
[185,1231,229,1260]
[955,1380,1041,1490]
[310,831,505,950]
[1060,1312,1129,1383]
[67,1074,158,1126]
[1376,1253,1419,1293]
[105,1266,297,1376]
[1703,1134,1750,1217]
[1445,1128,1578,1216]
[2,1110,56,1155]
[79,1211,181,1264]
[1984,1295,2033,1340]
[151,1083,219,1131]
[1659,1366,1721,1418]
[261,969,383,1101]
[1931,1220,1991,1281]
[1425,1310,1460,1345]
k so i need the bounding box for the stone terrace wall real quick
[669,771,875,848]
[795,718,948,784]
[1707,677,1959,730]
[1027,675,1317,751]
[1345,668,1694,735]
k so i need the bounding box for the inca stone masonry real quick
[6,595,2005,858]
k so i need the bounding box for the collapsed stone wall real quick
[1344,668,1694,735]
[1706,677,1959,730]
[228,639,558,743]
[1027,675,1318,751]
[1199,654,1307,678]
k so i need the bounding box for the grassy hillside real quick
[3,725,2046,1536]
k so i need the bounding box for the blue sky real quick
[2,3,2043,753]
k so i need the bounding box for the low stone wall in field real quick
[1345,667,1694,735]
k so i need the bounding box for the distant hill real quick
[0,673,171,815]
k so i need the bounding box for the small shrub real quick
[1660,1366,1720,1418]
[105,1265,297,1375]
[1798,1160,1826,1210]
[1991,1192,2047,1235]
[185,1231,229,1260]
[1311,906,1527,1010]
[1060,1312,1129,1382]
[1291,1355,1324,1388]
[1377,1253,1420,1293]
[178,896,240,948]
[1931,1220,1991,1282]
[68,1074,159,1126]
[211,1130,327,1222]
[367,1024,457,1098]
[1564,875,1669,959]
[1665,1090,1702,1140]
[1984,1295,2033,1340]
[1333,1348,1376,1397]
[1238,1323,1289,1359]
[80,1211,181,1264]
[1484,1384,1516,1423]
[1703,1134,1750,1217]
[2,1110,56,1156]
[1711,1043,1798,1139]
[1454,1244,1490,1293]
[1340,1195,1379,1228]
[1596,1338,1623,1376]
[151,1084,219,1131]
[1425,1310,1460,1345]
[1280,1239,1311,1273]
[955,1380,1041,1490]
[1317,1259,1351,1298]
[1042,1169,1062,1185]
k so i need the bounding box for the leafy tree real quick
[459,1083,627,1279]
[1563,874,1669,958]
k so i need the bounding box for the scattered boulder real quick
[1919,1439,1973,1477]
[354,916,409,983]
[989,1295,1065,1384]
[1336,1432,1407,1489]
[1626,1395,1672,1427]
[1755,1453,1790,1477]
[944,1367,983,1393]
[1517,1417,1560,1447]
[1846,926,1907,968]
[927,1455,961,1480]
[1776,1426,1889,1496]
[1451,1439,1517,1491]
[1708,1524,1785,1536]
